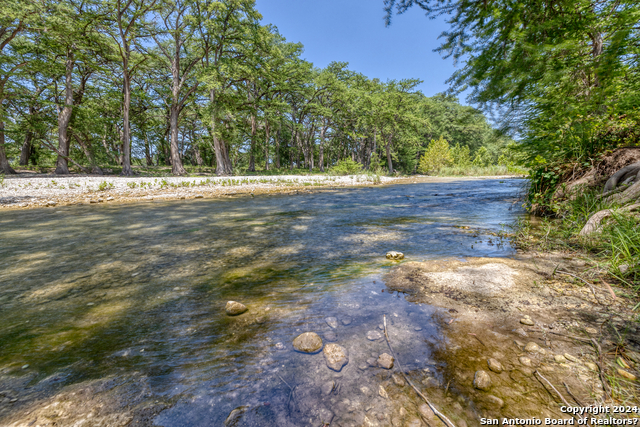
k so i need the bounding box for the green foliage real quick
[472,147,491,167]
[330,158,363,175]
[97,181,114,191]
[450,143,471,167]
[418,136,452,174]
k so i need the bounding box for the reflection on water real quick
[0,179,524,425]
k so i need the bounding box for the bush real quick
[450,143,471,167]
[331,158,363,175]
[418,136,452,174]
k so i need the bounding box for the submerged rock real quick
[473,370,492,390]
[378,353,394,369]
[378,385,389,399]
[392,373,405,386]
[487,358,503,373]
[323,343,348,371]
[225,301,248,316]
[293,332,323,353]
[324,331,338,342]
[524,342,543,353]
[321,380,335,395]
[366,330,383,341]
[325,317,338,329]
[341,318,352,326]
[386,251,404,260]
[224,406,248,426]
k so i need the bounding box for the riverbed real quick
[0,178,525,426]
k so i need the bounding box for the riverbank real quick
[0,174,521,210]
[385,251,640,419]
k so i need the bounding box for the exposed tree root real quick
[607,180,640,204]
[603,162,640,193]
[579,203,640,236]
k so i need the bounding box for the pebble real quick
[293,332,323,353]
[487,358,503,373]
[325,317,338,329]
[378,353,395,369]
[341,318,352,326]
[46,201,57,206]
[473,370,492,390]
[520,318,535,326]
[378,385,388,399]
[585,327,598,334]
[321,380,335,395]
[386,251,404,260]
[519,356,533,367]
[617,369,637,381]
[21,364,29,370]
[106,196,114,201]
[194,194,204,198]
[564,353,579,363]
[224,406,248,426]
[515,327,528,337]
[414,326,423,331]
[225,301,248,316]
[554,354,568,363]
[585,362,598,371]
[485,395,504,408]
[324,331,338,342]
[358,363,368,370]
[366,330,383,341]
[524,342,544,353]
[392,373,405,386]
[366,357,378,367]
[275,342,285,350]
[323,343,348,371]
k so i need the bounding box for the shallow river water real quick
[0,178,524,426]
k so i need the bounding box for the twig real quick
[277,373,292,390]
[554,270,602,304]
[468,333,487,347]
[590,338,612,399]
[601,280,617,300]
[383,315,456,427]
[534,370,571,407]
[563,382,584,406]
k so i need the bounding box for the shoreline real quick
[0,174,523,210]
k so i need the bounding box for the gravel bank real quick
[0,174,396,210]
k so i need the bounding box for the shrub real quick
[331,158,363,175]
[418,136,453,174]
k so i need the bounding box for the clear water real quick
[0,179,525,426]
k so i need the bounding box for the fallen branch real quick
[562,382,584,407]
[579,203,640,236]
[383,315,456,427]
[468,333,487,347]
[590,338,612,400]
[41,138,92,174]
[534,370,571,407]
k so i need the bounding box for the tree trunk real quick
[122,64,133,175]
[19,131,33,166]
[210,89,233,175]
[386,133,393,173]
[275,122,281,169]
[248,113,256,172]
[144,133,152,166]
[55,50,74,174]
[169,103,185,175]
[0,120,16,174]
[264,120,270,171]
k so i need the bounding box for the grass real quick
[513,188,640,291]
[432,164,528,177]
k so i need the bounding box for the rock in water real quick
[224,406,248,426]
[325,316,338,329]
[324,331,338,342]
[473,370,492,390]
[293,332,323,353]
[323,343,348,371]
[366,330,383,341]
[386,251,404,260]
[225,301,248,316]
[487,358,503,373]
[378,353,395,369]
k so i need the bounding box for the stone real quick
[317,408,334,425]
[554,354,568,363]
[275,342,285,350]
[366,357,378,367]
[323,343,348,371]
[358,363,368,370]
[255,316,267,324]
[473,370,492,390]
[378,385,388,399]
[46,201,57,207]
[321,380,335,395]
[224,406,248,426]
[366,330,383,341]
[620,264,629,274]
[618,369,637,381]
[21,364,29,370]
[324,331,338,342]
[341,318,352,326]
[485,395,504,408]
[585,362,598,371]
[520,318,535,326]
[225,301,248,316]
[378,353,394,369]
[106,197,114,201]
[194,194,204,199]
[414,326,423,331]
[325,317,338,329]
[392,373,405,386]
[293,332,323,353]
[515,327,528,337]
[519,357,533,367]
[386,251,404,260]
[585,327,598,334]
[487,358,503,373]
[564,353,579,363]
[524,342,542,353]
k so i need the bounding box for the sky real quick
[254,0,463,100]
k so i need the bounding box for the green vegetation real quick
[0,0,514,178]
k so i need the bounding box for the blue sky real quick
[254,0,462,100]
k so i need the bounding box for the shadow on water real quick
[0,179,525,426]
